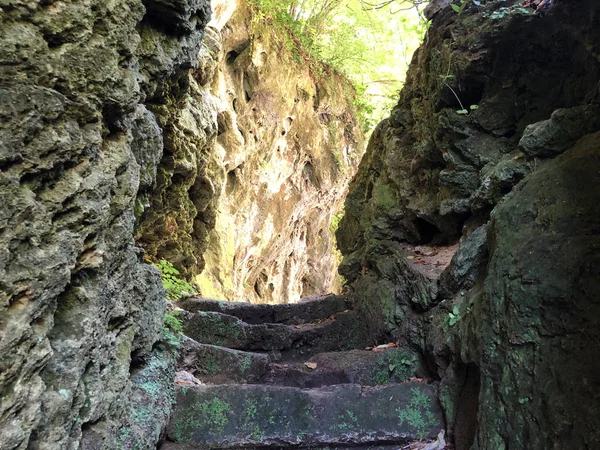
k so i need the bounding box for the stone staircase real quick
[160,295,445,449]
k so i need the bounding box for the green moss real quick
[334,409,359,431]
[201,353,221,373]
[438,383,457,426]
[246,398,258,419]
[396,388,438,439]
[240,355,252,372]
[371,349,417,385]
[190,312,244,346]
[173,397,231,441]
[372,183,397,210]
[250,424,265,440]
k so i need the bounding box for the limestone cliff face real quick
[0,1,210,448]
[200,1,363,304]
[336,1,600,448]
[138,0,363,304]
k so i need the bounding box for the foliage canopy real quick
[248,0,427,132]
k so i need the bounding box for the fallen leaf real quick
[407,255,415,259]
[365,346,373,350]
[304,362,317,370]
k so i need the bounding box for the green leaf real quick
[456,109,469,115]
[451,3,461,13]
[389,364,397,372]
[470,104,479,110]
[452,305,460,315]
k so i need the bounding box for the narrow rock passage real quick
[161,296,445,449]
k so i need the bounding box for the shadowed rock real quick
[178,294,348,325]
[262,347,423,388]
[182,310,370,359]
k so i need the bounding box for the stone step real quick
[179,338,270,384]
[178,294,348,325]
[166,382,444,448]
[182,310,370,359]
[263,347,423,388]
[180,339,423,387]
[161,443,424,450]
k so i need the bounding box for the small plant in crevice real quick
[154,259,197,300]
[447,304,472,327]
[451,0,482,15]
[372,349,418,385]
[439,56,478,115]
[163,310,184,346]
[447,305,461,326]
[483,5,532,20]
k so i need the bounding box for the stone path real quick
[160,295,445,449]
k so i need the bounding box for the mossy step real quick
[167,382,444,448]
[182,310,369,359]
[179,338,269,384]
[180,339,423,387]
[161,443,419,449]
[263,347,424,388]
[178,294,348,325]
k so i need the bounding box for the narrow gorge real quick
[1,0,599,449]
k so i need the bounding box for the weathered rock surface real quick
[0,0,210,448]
[519,104,600,157]
[179,293,348,324]
[262,347,422,388]
[456,132,600,449]
[182,309,369,359]
[168,383,443,448]
[161,444,421,450]
[337,0,600,449]
[119,346,178,449]
[179,338,270,385]
[183,1,364,303]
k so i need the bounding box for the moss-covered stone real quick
[182,310,370,358]
[167,382,443,447]
[179,339,270,384]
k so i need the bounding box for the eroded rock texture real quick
[137,0,363,304]
[337,0,600,448]
[0,0,210,448]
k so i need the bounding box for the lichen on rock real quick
[0,0,211,448]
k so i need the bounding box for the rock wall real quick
[0,1,210,448]
[138,0,364,304]
[336,0,600,448]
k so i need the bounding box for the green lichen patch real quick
[118,347,177,449]
[396,387,440,439]
[172,397,231,441]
